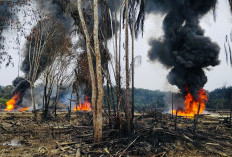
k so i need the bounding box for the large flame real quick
[4,93,21,111]
[173,87,208,118]
[73,96,91,112]
[5,93,29,112]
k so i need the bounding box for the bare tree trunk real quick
[131,1,135,131]
[110,84,117,124]
[93,0,103,143]
[77,0,97,141]
[193,103,201,133]
[175,110,178,131]
[43,75,48,120]
[118,4,122,130]
[114,0,118,97]
[112,0,122,131]
[125,0,131,132]
[30,85,36,121]
[54,86,60,117]
[172,93,174,119]
[68,93,73,122]
[107,79,112,129]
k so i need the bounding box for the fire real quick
[4,93,29,112]
[173,88,208,118]
[18,107,29,112]
[73,96,91,112]
[4,93,20,111]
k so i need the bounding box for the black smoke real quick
[11,77,30,106]
[147,0,220,97]
[38,0,73,31]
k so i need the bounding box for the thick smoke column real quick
[147,0,220,97]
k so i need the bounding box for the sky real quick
[0,0,232,92]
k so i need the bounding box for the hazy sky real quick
[0,0,232,92]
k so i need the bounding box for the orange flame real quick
[18,107,29,112]
[73,96,91,112]
[173,88,208,118]
[4,93,20,111]
[5,93,29,112]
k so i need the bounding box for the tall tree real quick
[77,0,98,142]
[131,0,135,130]
[93,0,104,143]
[125,0,131,132]
[25,19,68,121]
[118,1,123,130]
[26,21,47,121]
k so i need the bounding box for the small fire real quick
[173,87,208,118]
[73,96,91,112]
[18,107,29,112]
[4,93,20,111]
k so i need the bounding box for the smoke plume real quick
[147,0,220,97]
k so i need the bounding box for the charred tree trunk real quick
[193,103,201,133]
[107,78,112,129]
[53,86,61,118]
[68,94,73,122]
[172,93,174,119]
[42,76,48,120]
[125,0,131,132]
[117,4,122,131]
[114,0,122,132]
[131,1,135,131]
[30,85,36,121]
[110,84,117,127]
[175,111,178,131]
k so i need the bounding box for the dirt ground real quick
[0,111,231,157]
[0,112,86,157]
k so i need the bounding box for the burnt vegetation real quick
[0,0,232,156]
